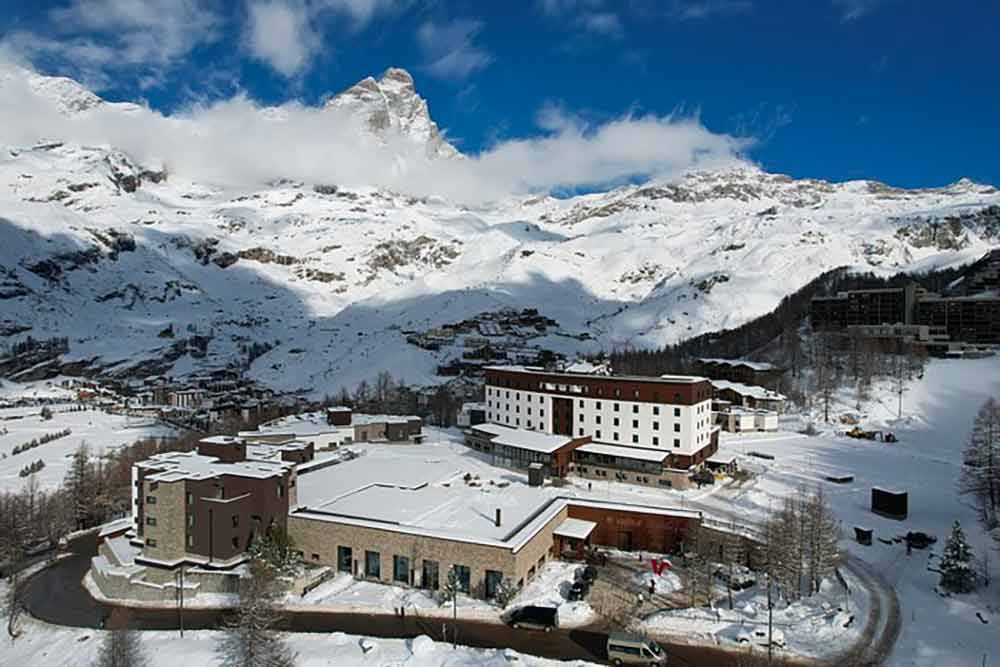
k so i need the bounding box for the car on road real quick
[505,605,559,632]
[607,632,668,665]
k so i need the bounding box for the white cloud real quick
[577,12,624,38]
[832,0,886,20]
[245,0,321,77]
[0,0,220,90]
[671,1,753,20]
[0,59,750,204]
[416,20,493,81]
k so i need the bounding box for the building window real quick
[579,414,586,422]
[515,419,520,426]
[596,401,602,409]
[312,553,320,561]
[632,435,639,443]
[633,390,640,399]
[614,389,621,398]
[596,415,602,424]
[596,430,602,439]
[146,495,156,504]
[632,404,639,413]
[232,515,239,527]
[653,406,660,415]
[652,436,659,446]
[452,565,471,593]
[614,403,620,412]
[579,400,584,408]
[613,417,619,426]
[277,484,284,498]
[365,551,381,578]
[653,421,659,431]
[527,407,532,415]
[613,432,619,441]
[632,419,638,428]
[394,555,410,584]
[579,428,584,436]
[232,537,239,550]
[674,407,681,416]
[538,422,543,430]
[674,439,681,448]
[146,538,157,547]
[540,409,544,417]
[186,535,194,548]
[145,516,156,526]
[674,424,681,432]
[187,514,194,527]
[186,492,193,506]
[485,570,504,599]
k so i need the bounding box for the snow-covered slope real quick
[1,69,998,395]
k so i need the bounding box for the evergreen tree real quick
[939,520,977,594]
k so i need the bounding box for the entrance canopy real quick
[553,517,597,541]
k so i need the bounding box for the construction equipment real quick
[845,426,898,443]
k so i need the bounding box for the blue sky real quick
[2,0,998,189]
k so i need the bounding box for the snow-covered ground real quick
[509,561,596,627]
[0,618,594,667]
[0,403,175,492]
[695,356,1000,665]
[643,567,869,659]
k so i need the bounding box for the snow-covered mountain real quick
[325,67,459,160]
[1,68,998,395]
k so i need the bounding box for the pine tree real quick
[939,520,977,594]
[216,560,296,667]
[960,398,1000,530]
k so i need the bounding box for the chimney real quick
[495,508,502,527]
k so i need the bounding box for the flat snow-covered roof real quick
[471,423,577,453]
[576,442,670,463]
[485,365,707,384]
[553,517,597,540]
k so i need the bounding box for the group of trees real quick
[960,398,1000,538]
[10,427,72,456]
[18,459,44,478]
[322,369,474,428]
[762,487,841,600]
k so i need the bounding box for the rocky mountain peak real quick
[326,67,458,160]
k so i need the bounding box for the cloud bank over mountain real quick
[0,58,749,203]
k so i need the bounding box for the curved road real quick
[22,534,754,667]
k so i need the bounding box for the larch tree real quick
[215,559,296,667]
[960,398,1000,531]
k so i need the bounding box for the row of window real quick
[487,380,692,403]
[577,466,673,487]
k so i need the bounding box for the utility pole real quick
[451,566,458,650]
[177,565,185,638]
[767,572,773,664]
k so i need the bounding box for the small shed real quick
[854,526,873,546]
[871,487,908,520]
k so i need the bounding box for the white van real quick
[606,633,667,666]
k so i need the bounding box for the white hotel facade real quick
[483,365,719,469]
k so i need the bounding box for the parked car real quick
[568,580,590,601]
[736,626,785,649]
[577,564,598,584]
[906,531,937,549]
[714,567,755,590]
[505,606,559,632]
[606,632,668,666]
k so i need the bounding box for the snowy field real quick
[0,401,175,493]
[704,356,1000,665]
[0,618,594,667]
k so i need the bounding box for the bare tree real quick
[96,612,147,667]
[812,334,839,423]
[960,398,1000,530]
[216,560,296,667]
